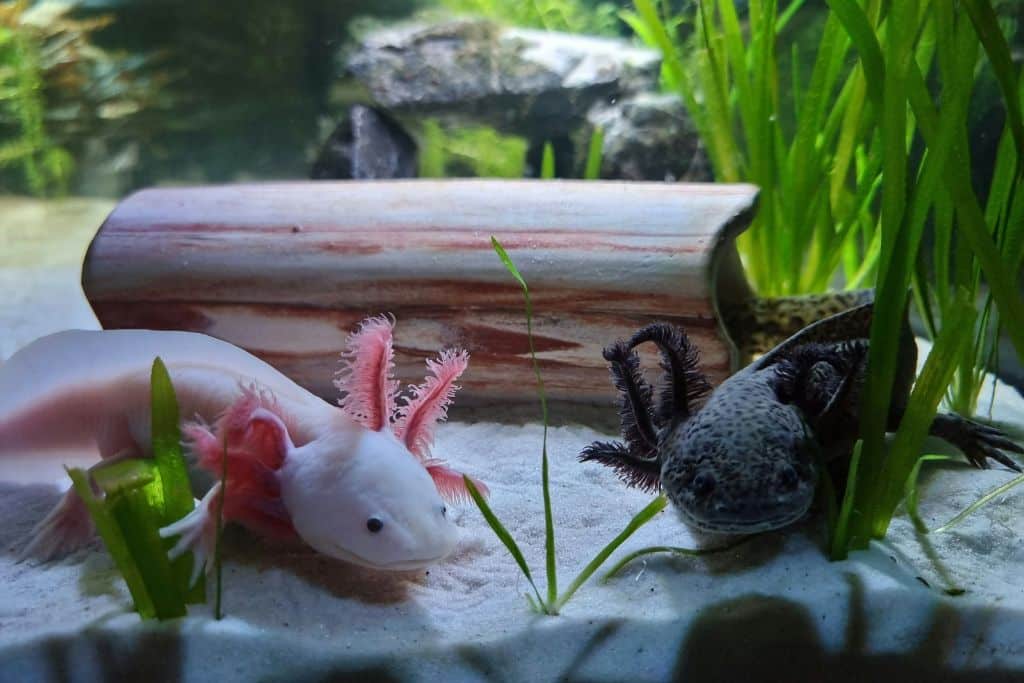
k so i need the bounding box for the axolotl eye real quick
[366,517,384,533]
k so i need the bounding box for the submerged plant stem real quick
[214,439,228,619]
[934,471,1024,534]
[602,536,753,581]
[555,495,667,610]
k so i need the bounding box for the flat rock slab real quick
[586,93,711,182]
[347,20,660,136]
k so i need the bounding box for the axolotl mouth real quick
[671,494,815,535]
[663,458,818,535]
[323,542,450,571]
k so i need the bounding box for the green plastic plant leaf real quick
[151,357,204,603]
[91,458,156,497]
[463,474,546,610]
[67,466,157,619]
[66,358,205,620]
[555,495,666,610]
[108,483,189,619]
[72,453,189,619]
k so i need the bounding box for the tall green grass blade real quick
[933,471,1024,534]
[541,446,557,608]
[150,358,203,603]
[937,138,1024,365]
[824,0,883,112]
[871,297,977,536]
[849,0,919,542]
[776,0,807,33]
[90,459,156,496]
[213,440,228,619]
[583,128,603,180]
[962,0,1024,161]
[555,495,667,610]
[904,454,955,533]
[491,236,557,611]
[540,141,556,179]
[463,474,546,609]
[830,440,862,560]
[418,120,446,178]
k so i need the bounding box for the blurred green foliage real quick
[0,1,168,196]
[419,119,528,177]
[1,1,78,195]
[440,0,623,35]
[83,0,416,189]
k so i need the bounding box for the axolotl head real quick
[659,374,820,534]
[279,427,458,570]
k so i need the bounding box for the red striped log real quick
[82,180,757,407]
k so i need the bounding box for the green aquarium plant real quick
[463,237,666,615]
[418,120,529,178]
[626,0,1024,422]
[824,0,1024,558]
[439,0,622,35]
[623,0,1024,561]
[0,1,73,195]
[68,358,204,619]
[0,1,167,196]
[625,0,886,296]
[418,119,604,180]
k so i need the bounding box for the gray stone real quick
[586,93,712,181]
[311,105,418,179]
[346,19,661,139]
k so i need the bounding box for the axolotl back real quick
[0,321,479,577]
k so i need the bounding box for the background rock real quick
[586,93,711,181]
[346,19,660,142]
[311,105,418,179]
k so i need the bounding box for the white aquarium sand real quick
[2,199,1024,681]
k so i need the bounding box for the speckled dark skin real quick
[581,302,1023,534]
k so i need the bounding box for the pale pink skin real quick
[0,318,482,579]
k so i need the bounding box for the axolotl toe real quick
[0,316,485,578]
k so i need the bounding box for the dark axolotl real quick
[580,301,1023,534]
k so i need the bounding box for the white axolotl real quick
[0,316,485,582]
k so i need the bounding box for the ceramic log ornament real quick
[580,301,1023,534]
[0,317,482,581]
[81,180,761,405]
